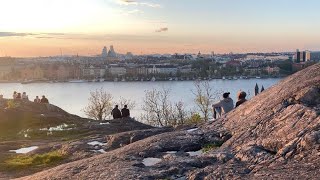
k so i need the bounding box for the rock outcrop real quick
[17,63,320,179]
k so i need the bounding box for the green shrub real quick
[7,100,20,109]
[187,113,202,124]
[5,150,65,170]
[202,142,224,152]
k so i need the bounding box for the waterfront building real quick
[108,64,127,76]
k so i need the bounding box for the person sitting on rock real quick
[212,92,234,115]
[40,95,49,104]
[16,93,22,99]
[121,105,130,118]
[22,92,29,101]
[34,96,40,103]
[13,91,17,99]
[111,105,122,119]
[236,91,247,107]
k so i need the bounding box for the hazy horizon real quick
[1,0,320,57]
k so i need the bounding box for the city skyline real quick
[1,0,320,57]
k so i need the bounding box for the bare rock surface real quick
[17,63,320,180]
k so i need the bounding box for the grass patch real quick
[4,150,66,170]
[202,142,224,153]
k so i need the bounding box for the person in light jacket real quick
[212,92,234,115]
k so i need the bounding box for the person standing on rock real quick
[236,91,247,107]
[111,105,122,119]
[212,92,234,115]
[121,105,130,118]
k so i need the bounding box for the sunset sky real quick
[0,0,320,57]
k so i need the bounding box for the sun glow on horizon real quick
[0,0,320,57]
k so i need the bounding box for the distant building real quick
[265,66,280,75]
[101,46,108,58]
[107,45,117,58]
[108,64,126,76]
[295,49,310,63]
[303,51,311,62]
[82,65,106,78]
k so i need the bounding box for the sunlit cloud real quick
[116,0,161,8]
[155,27,168,33]
[0,32,36,37]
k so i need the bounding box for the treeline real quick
[83,81,221,126]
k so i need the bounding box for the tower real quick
[102,46,108,57]
[255,83,259,96]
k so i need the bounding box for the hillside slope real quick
[18,63,320,180]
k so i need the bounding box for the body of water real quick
[0,78,282,118]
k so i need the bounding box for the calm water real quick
[0,79,282,118]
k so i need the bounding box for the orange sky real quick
[1,0,320,57]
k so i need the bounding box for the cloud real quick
[116,0,161,8]
[0,32,36,37]
[155,27,168,33]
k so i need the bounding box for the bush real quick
[6,100,20,109]
[202,142,224,152]
[5,150,66,170]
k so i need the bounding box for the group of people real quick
[212,91,247,119]
[111,105,130,119]
[12,91,49,104]
[34,95,49,104]
[13,91,29,100]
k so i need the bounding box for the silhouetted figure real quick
[212,92,234,115]
[34,96,40,103]
[121,105,130,118]
[40,95,49,104]
[111,105,122,119]
[255,83,259,96]
[261,85,265,92]
[16,93,22,99]
[236,91,247,107]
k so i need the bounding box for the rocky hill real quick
[0,100,154,179]
[9,63,320,179]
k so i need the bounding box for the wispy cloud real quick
[0,32,36,37]
[155,27,168,33]
[116,0,161,8]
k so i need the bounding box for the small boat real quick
[121,78,126,82]
[222,76,226,80]
[99,78,105,82]
[169,77,173,81]
[233,76,238,80]
[256,76,261,79]
[151,77,156,82]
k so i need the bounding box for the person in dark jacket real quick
[40,95,49,104]
[121,105,130,118]
[111,105,122,119]
[236,91,247,107]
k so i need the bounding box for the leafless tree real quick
[116,96,136,110]
[142,88,176,126]
[172,101,188,126]
[192,80,220,121]
[83,88,113,121]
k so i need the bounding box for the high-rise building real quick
[295,49,302,63]
[303,50,311,62]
